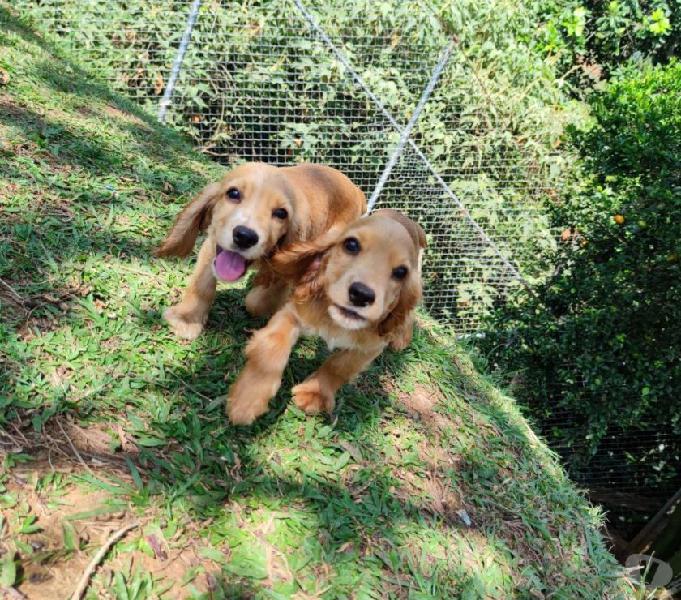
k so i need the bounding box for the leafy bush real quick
[537,1,680,89]
[481,61,681,486]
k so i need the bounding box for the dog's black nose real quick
[233,226,259,250]
[348,282,375,307]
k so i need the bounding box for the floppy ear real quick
[268,224,346,282]
[378,270,422,347]
[154,181,222,257]
[292,251,331,304]
[268,225,349,304]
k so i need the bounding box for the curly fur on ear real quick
[378,272,422,346]
[266,223,347,288]
[154,181,222,257]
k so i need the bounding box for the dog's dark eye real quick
[392,265,408,280]
[272,208,288,219]
[343,237,361,255]
[226,187,240,202]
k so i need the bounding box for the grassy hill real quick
[0,6,632,599]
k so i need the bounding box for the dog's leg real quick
[227,306,300,425]
[245,277,290,318]
[163,237,216,340]
[292,347,382,415]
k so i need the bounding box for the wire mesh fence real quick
[533,403,681,540]
[14,0,556,332]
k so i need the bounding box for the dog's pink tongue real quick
[214,249,247,282]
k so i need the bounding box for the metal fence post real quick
[366,40,454,213]
[158,0,202,123]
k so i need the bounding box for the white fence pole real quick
[366,40,454,213]
[158,0,202,123]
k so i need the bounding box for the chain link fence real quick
[15,0,558,332]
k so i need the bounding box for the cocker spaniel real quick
[155,162,366,339]
[226,208,426,425]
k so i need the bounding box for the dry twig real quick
[70,521,140,600]
[57,418,95,477]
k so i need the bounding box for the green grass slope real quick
[0,7,631,599]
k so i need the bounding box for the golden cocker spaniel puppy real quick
[155,162,366,339]
[227,209,426,425]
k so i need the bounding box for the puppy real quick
[155,162,366,339]
[226,209,426,425]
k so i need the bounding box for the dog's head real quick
[276,209,426,336]
[155,163,300,282]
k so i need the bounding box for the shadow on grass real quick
[0,5,221,316]
[0,6,184,151]
[1,249,621,596]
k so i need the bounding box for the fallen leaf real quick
[147,533,168,561]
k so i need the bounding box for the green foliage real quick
[537,0,680,87]
[481,61,681,484]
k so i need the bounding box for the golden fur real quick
[155,162,366,339]
[227,209,427,425]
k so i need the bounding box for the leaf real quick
[135,437,166,448]
[113,571,129,600]
[62,522,79,551]
[198,546,227,564]
[126,457,143,490]
[18,515,41,534]
[0,553,16,587]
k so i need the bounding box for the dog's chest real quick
[301,323,357,351]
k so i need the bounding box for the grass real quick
[0,5,633,599]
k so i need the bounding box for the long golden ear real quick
[154,181,222,257]
[378,270,422,347]
[292,251,331,304]
[268,224,346,282]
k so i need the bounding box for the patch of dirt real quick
[102,104,148,128]
[397,383,459,434]
[8,282,92,337]
[1,416,226,599]
[0,95,25,118]
[4,474,223,599]
[1,414,140,478]
[393,467,467,527]
[3,481,120,600]
[93,537,226,599]
[418,440,461,472]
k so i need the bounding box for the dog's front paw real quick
[389,332,411,351]
[164,306,205,340]
[292,379,335,415]
[226,393,269,426]
[226,376,278,426]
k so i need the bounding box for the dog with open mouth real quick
[226,208,426,426]
[154,162,366,339]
